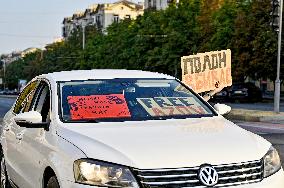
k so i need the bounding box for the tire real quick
[46,176,60,188]
[0,151,11,188]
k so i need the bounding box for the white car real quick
[1,70,284,188]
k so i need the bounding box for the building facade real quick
[62,0,144,38]
[144,0,174,10]
[0,51,22,65]
[21,47,39,58]
[0,48,39,67]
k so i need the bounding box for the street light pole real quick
[82,19,89,50]
[274,0,283,113]
[82,24,86,50]
[3,60,6,90]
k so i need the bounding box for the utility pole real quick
[272,0,283,113]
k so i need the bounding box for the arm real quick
[203,81,225,102]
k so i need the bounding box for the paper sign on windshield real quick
[137,97,210,116]
[67,94,131,120]
[181,49,232,93]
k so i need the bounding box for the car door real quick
[15,80,51,188]
[3,81,39,186]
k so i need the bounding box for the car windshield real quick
[59,79,215,122]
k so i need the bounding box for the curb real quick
[226,109,284,123]
[0,95,18,99]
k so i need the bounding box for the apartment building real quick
[62,0,144,38]
[144,0,174,10]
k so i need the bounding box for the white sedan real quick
[1,70,284,188]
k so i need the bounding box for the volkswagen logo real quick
[198,165,219,187]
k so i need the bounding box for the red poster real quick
[67,94,131,120]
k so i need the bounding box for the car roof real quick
[37,69,175,82]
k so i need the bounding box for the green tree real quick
[230,0,277,82]
[2,0,281,87]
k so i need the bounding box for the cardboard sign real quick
[137,97,210,116]
[67,94,131,120]
[181,49,232,93]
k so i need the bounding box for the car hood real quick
[57,116,270,169]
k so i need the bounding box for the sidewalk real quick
[226,109,284,123]
[225,102,284,124]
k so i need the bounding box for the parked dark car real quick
[211,87,230,102]
[229,82,262,102]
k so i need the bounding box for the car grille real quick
[132,159,263,187]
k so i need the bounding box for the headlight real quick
[263,146,282,178]
[74,159,139,187]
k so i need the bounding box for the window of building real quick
[148,0,152,7]
[153,0,157,8]
[62,27,67,38]
[113,15,119,23]
[96,15,101,27]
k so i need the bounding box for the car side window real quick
[33,82,51,123]
[13,81,39,114]
[22,89,37,113]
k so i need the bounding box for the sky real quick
[0,0,133,54]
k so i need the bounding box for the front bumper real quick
[61,168,284,188]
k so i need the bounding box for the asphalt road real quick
[0,97,284,167]
[0,97,15,118]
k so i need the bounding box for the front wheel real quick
[46,176,60,188]
[0,152,11,188]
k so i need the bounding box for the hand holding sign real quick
[202,81,225,102]
[214,81,224,93]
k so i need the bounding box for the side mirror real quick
[14,111,49,130]
[214,103,231,115]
